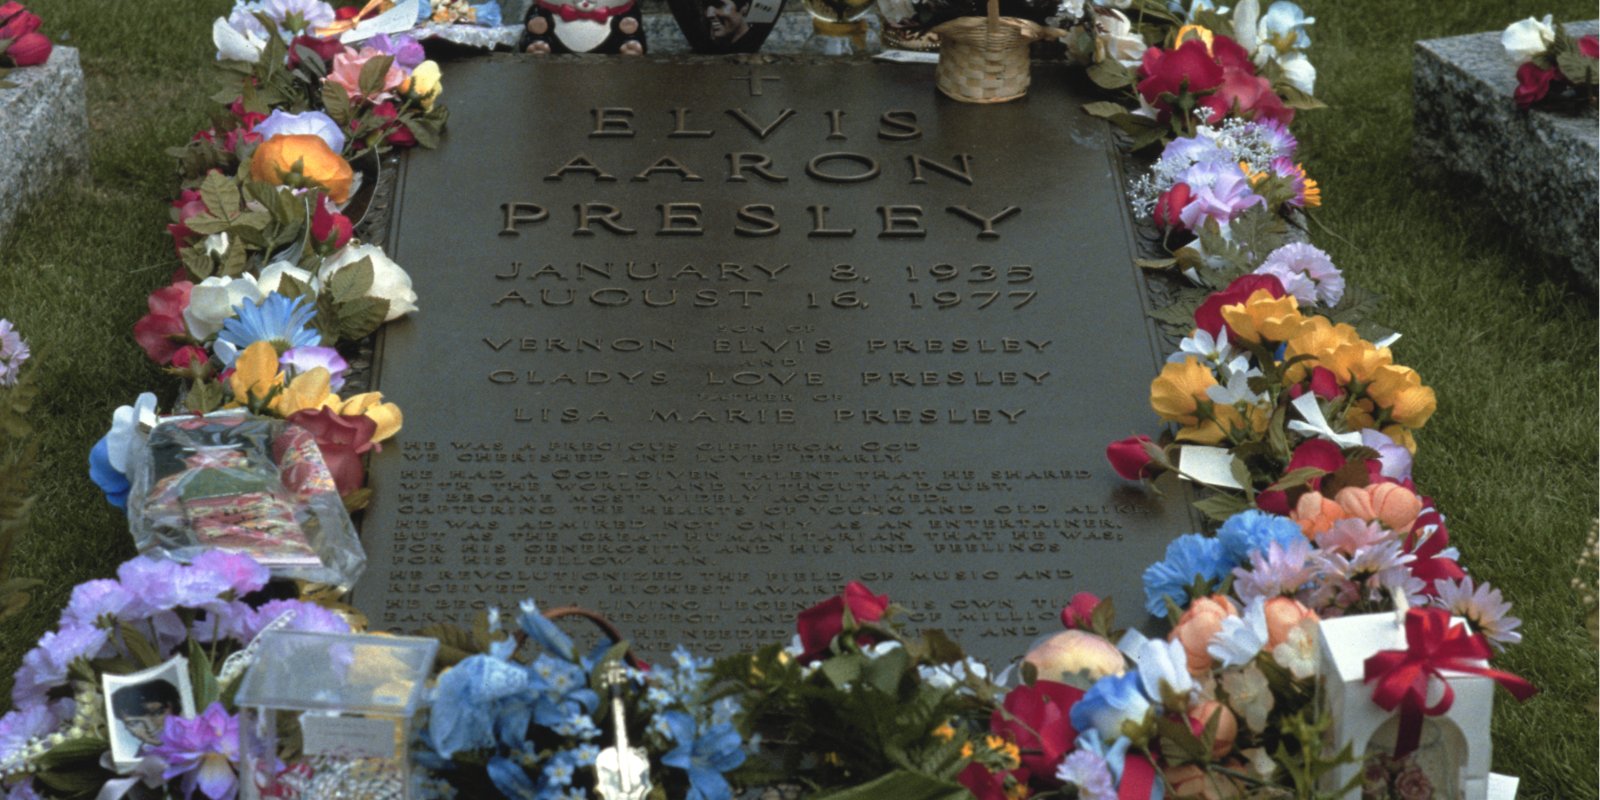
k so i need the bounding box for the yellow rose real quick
[1367,365,1436,429]
[228,342,283,407]
[250,134,354,204]
[1382,424,1418,454]
[1150,358,1218,426]
[334,392,403,443]
[1219,290,1309,344]
[272,367,334,417]
[407,60,442,110]
[1283,316,1362,382]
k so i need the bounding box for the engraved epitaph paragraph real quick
[361,61,1195,664]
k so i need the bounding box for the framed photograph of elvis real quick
[102,656,197,772]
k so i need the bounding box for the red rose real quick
[1194,274,1285,337]
[1059,592,1102,630]
[1137,39,1226,120]
[1309,366,1343,400]
[132,282,194,364]
[1403,511,1464,593]
[794,581,891,663]
[369,102,418,147]
[334,5,362,20]
[4,31,50,66]
[286,407,378,495]
[288,34,344,69]
[168,189,208,253]
[1204,67,1294,126]
[311,196,354,250]
[1153,183,1193,230]
[990,679,1082,780]
[1580,35,1599,59]
[171,345,209,369]
[1514,62,1559,109]
[957,762,1010,800]
[0,5,40,39]
[1257,437,1347,514]
[1105,435,1157,480]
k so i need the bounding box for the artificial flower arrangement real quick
[0,1,51,76]
[1079,0,1322,149]
[0,552,356,800]
[1500,14,1598,109]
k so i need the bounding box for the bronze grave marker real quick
[359,59,1195,663]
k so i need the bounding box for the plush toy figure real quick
[520,0,647,54]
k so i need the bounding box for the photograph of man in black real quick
[111,679,182,748]
[702,0,753,46]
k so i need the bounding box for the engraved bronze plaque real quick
[360,59,1197,664]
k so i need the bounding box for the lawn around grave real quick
[0,0,1595,796]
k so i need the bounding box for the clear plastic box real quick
[126,410,366,589]
[236,630,439,800]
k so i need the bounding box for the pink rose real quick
[4,31,50,66]
[286,408,377,496]
[327,47,407,102]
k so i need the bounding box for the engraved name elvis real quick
[493,107,1021,241]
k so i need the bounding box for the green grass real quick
[1,0,1595,796]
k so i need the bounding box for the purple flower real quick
[1254,242,1343,307]
[150,703,241,800]
[1252,118,1298,159]
[254,109,346,155]
[0,319,29,387]
[191,551,270,596]
[238,599,351,641]
[1433,576,1522,650]
[117,557,188,618]
[1056,747,1117,800]
[280,345,350,392]
[11,626,110,708]
[1178,168,1264,231]
[0,705,58,763]
[1232,538,1319,604]
[1,777,44,800]
[62,579,134,628]
[369,33,425,70]
[1360,429,1413,481]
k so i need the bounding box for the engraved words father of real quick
[357,60,1195,665]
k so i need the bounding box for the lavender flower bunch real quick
[0,552,350,799]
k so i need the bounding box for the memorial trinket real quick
[519,0,648,54]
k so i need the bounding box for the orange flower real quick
[250,134,354,204]
[1150,358,1237,444]
[1219,290,1309,344]
[1367,365,1436,429]
[1335,483,1422,533]
[1188,700,1239,758]
[1262,597,1318,649]
[1169,595,1237,676]
[1290,490,1344,538]
[1283,316,1363,382]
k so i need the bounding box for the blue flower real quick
[486,755,538,800]
[1142,534,1230,617]
[1217,510,1304,565]
[660,711,745,800]
[517,598,577,662]
[1069,672,1152,744]
[215,293,319,357]
[428,655,531,757]
[88,434,130,509]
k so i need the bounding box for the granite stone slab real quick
[1413,22,1599,287]
[0,46,89,250]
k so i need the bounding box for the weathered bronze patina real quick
[359,59,1195,664]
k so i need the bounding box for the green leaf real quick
[358,54,396,98]
[820,653,864,689]
[189,638,220,708]
[185,379,225,415]
[1265,466,1328,492]
[1558,48,1598,83]
[118,622,163,667]
[336,296,390,342]
[276,273,315,301]
[860,645,909,695]
[328,257,375,303]
[199,171,238,220]
[1082,100,1131,119]
[1089,595,1116,637]
[1191,492,1253,522]
[811,769,970,800]
[1278,83,1328,110]
[321,80,353,126]
[1087,60,1134,90]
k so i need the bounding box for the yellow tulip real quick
[229,342,283,406]
[1150,357,1218,426]
[336,392,403,442]
[272,367,335,417]
[250,134,354,204]
[1219,290,1309,344]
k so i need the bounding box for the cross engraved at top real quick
[732,72,782,96]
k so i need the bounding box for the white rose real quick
[1094,9,1147,68]
[258,260,318,295]
[1502,15,1555,64]
[317,243,418,322]
[184,274,264,340]
[212,16,268,63]
[106,392,159,474]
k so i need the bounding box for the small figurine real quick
[520,0,647,55]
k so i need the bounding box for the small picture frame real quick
[102,656,196,771]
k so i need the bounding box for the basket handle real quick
[523,605,645,668]
[985,0,998,33]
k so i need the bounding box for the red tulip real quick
[1105,435,1157,480]
[4,31,51,66]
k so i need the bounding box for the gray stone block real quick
[1413,22,1599,287]
[0,45,88,249]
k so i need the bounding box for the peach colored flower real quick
[1335,483,1422,534]
[327,46,408,102]
[1170,595,1238,677]
[1262,597,1318,648]
[250,134,354,204]
[1024,629,1126,689]
[1188,700,1239,759]
[1290,490,1345,538]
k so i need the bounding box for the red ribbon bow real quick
[1362,608,1537,756]
[536,0,635,23]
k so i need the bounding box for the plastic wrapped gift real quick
[126,410,365,588]
[1315,607,1535,800]
[236,630,439,800]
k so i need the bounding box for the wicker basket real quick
[930,0,1059,103]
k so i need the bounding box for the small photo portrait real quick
[701,0,752,45]
[102,656,196,771]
